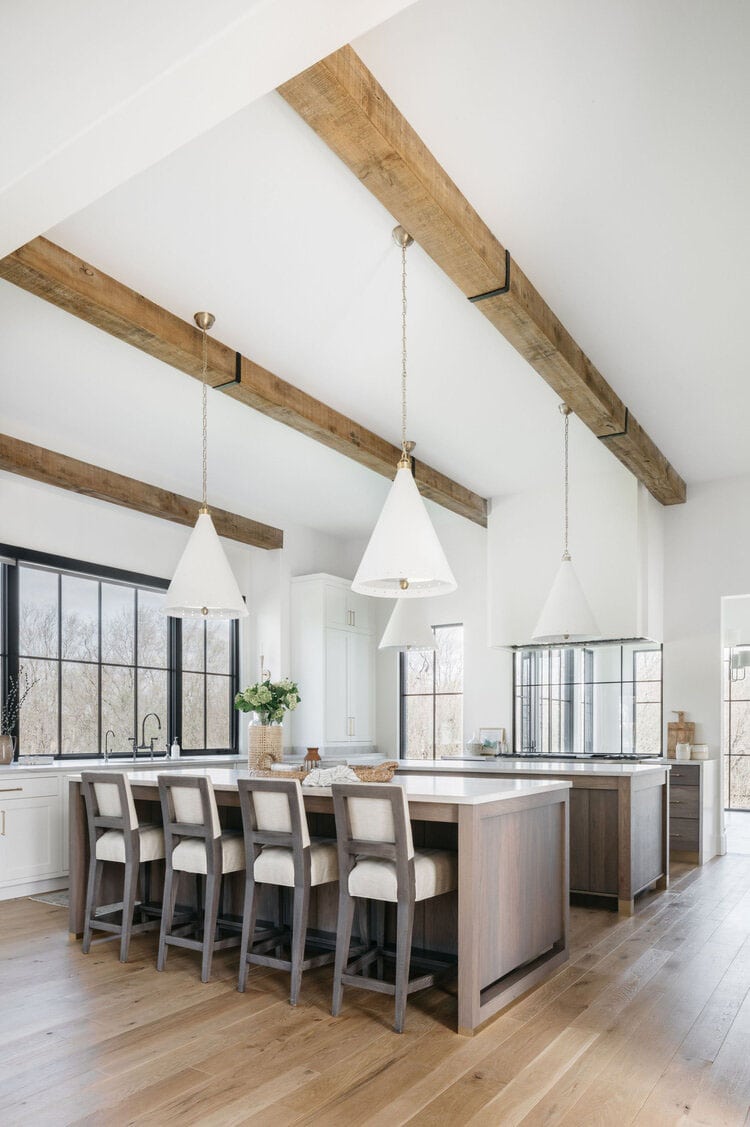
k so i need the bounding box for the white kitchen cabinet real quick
[291,575,376,750]
[325,581,373,635]
[0,774,65,893]
[325,628,350,743]
[346,630,373,741]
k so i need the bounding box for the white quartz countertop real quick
[0,754,242,775]
[68,766,571,806]
[398,757,670,778]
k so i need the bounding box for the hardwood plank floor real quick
[2,857,750,1126]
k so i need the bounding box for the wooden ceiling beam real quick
[278,46,686,506]
[0,432,283,550]
[0,237,487,527]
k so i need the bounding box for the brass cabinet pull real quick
[0,787,22,793]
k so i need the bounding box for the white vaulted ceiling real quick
[1,0,749,539]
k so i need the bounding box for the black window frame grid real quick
[398,622,464,760]
[723,647,750,811]
[0,543,239,760]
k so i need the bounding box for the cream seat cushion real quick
[348,848,457,903]
[253,842,338,888]
[95,824,165,864]
[171,831,245,874]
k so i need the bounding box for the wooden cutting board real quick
[667,711,695,759]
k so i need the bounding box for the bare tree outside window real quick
[400,625,464,760]
[724,650,750,810]
[4,554,238,758]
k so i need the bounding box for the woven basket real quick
[252,761,399,783]
[248,723,283,771]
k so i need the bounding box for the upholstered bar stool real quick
[157,775,245,982]
[331,782,458,1033]
[80,771,165,962]
[237,777,339,1005]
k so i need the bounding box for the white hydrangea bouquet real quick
[234,678,301,726]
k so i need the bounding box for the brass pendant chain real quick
[561,404,571,561]
[201,326,208,512]
[401,237,408,459]
[392,226,414,470]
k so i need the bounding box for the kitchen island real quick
[399,758,670,916]
[68,768,570,1035]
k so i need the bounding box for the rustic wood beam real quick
[278,46,686,506]
[0,237,487,527]
[0,433,283,550]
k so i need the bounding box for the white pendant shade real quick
[532,556,599,643]
[164,512,248,619]
[379,597,437,650]
[352,466,457,598]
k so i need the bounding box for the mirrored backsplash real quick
[513,641,662,758]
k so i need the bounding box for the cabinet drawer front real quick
[0,775,59,800]
[670,816,700,849]
[669,764,699,786]
[669,785,699,819]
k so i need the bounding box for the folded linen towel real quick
[302,764,360,787]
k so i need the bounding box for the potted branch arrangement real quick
[0,669,39,766]
[235,678,300,771]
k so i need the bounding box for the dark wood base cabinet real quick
[668,761,717,864]
[398,763,670,917]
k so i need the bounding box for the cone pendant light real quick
[379,598,437,651]
[352,227,456,600]
[532,405,598,643]
[165,313,248,620]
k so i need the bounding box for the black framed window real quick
[723,648,750,811]
[181,617,236,753]
[0,544,239,759]
[399,624,463,759]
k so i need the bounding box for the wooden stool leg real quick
[290,882,311,1007]
[275,885,285,959]
[141,860,152,923]
[82,856,101,955]
[394,899,415,1034]
[332,889,355,1017]
[157,865,178,972]
[376,900,386,981]
[356,898,370,950]
[201,873,222,983]
[238,875,258,994]
[119,860,139,963]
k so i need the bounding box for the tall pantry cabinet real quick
[290,575,375,751]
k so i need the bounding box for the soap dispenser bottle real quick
[170,737,180,759]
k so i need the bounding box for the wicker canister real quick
[248,723,283,771]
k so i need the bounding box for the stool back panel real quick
[171,783,221,837]
[93,780,137,829]
[253,788,310,849]
[347,788,414,859]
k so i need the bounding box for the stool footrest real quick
[249,947,336,973]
